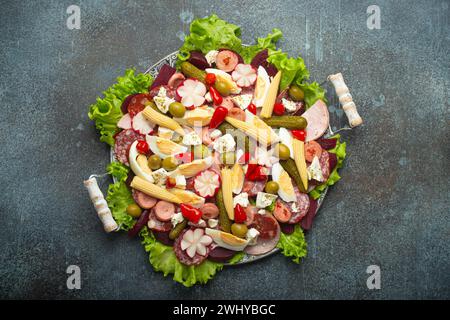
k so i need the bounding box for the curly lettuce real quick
[277,225,307,263]
[309,134,347,200]
[239,28,283,63]
[88,69,153,146]
[140,227,224,287]
[107,161,129,182]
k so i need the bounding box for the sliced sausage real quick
[273,200,292,223]
[201,203,219,220]
[287,188,310,224]
[132,189,157,209]
[114,129,144,165]
[251,213,279,240]
[154,201,175,222]
[147,208,172,232]
[244,205,257,226]
[241,179,266,197]
[319,150,330,181]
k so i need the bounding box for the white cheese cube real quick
[209,129,222,140]
[231,94,253,110]
[171,212,184,228]
[151,168,169,186]
[207,219,218,228]
[233,192,249,208]
[281,98,297,112]
[246,228,260,245]
[256,192,277,208]
[154,86,175,113]
[182,131,202,146]
[213,133,236,153]
[307,156,324,182]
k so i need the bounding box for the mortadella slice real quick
[302,100,329,141]
[244,214,281,256]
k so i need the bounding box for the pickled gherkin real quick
[263,116,307,129]
[216,188,232,233]
[180,62,206,83]
[280,159,307,192]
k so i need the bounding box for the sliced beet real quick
[120,93,139,114]
[317,138,337,150]
[125,172,135,187]
[208,247,237,263]
[301,197,318,231]
[280,223,295,235]
[128,210,150,238]
[152,230,174,246]
[188,51,210,70]
[250,49,278,77]
[149,64,176,90]
[328,152,338,172]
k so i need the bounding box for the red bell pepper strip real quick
[209,106,228,129]
[292,129,307,141]
[234,204,247,224]
[209,86,223,105]
[247,103,257,115]
[245,164,267,181]
[180,204,202,223]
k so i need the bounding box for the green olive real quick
[220,152,236,165]
[288,85,305,102]
[148,155,162,170]
[276,143,291,160]
[162,156,179,171]
[126,203,142,218]
[214,81,231,96]
[169,102,186,118]
[191,144,210,159]
[172,134,183,144]
[265,181,279,194]
[231,223,248,239]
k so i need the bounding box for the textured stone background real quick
[0,0,449,299]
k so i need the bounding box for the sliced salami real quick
[245,213,280,256]
[287,187,310,224]
[174,229,210,266]
[132,189,157,209]
[114,129,144,165]
[127,93,152,118]
[147,208,172,232]
[319,150,330,181]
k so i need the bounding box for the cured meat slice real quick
[245,213,280,256]
[286,187,310,224]
[114,129,144,165]
[147,208,172,232]
[319,150,330,181]
[241,179,266,197]
[127,93,152,118]
[174,229,210,266]
[132,189,157,209]
[244,205,257,226]
[301,197,318,231]
[302,99,329,142]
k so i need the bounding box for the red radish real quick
[188,51,210,70]
[154,201,175,222]
[117,113,132,129]
[150,64,176,90]
[232,64,257,87]
[176,79,207,108]
[193,170,220,198]
[167,72,185,89]
[132,111,154,135]
[216,50,239,72]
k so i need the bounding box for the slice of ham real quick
[245,213,280,256]
[117,113,132,129]
[241,179,267,197]
[302,100,329,141]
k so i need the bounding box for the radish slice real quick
[132,111,154,135]
[176,79,206,108]
[117,113,132,129]
[193,170,220,198]
[232,64,257,87]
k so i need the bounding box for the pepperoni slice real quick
[173,228,210,266]
[319,150,330,181]
[251,213,279,240]
[132,189,157,209]
[154,201,175,222]
[273,200,292,223]
[114,129,144,165]
[287,187,310,224]
[127,93,152,118]
[147,208,172,232]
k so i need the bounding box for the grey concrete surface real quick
[0,0,449,299]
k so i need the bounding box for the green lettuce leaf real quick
[140,227,224,287]
[106,180,135,231]
[88,69,153,146]
[177,14,242,65]
[267,52,309,91]
[277,225,307,263]
[309,134,347,199]
[106,161,129,182]
[239,28,283,63]
[296,81,326,108]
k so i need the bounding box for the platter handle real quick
[327,73,363,128]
